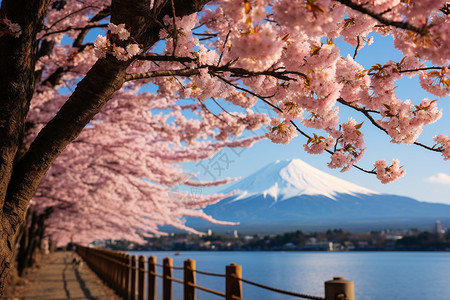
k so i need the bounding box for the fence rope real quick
[157,263,227,277]
[155,263,184,270]
[164,275,184,285]
[233,275,325,300]
[186,282,227,297]
[191,268,226,277]
[148,271,163,278]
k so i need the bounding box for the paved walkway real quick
[6,251,120,300]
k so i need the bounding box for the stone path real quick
[5,251,120,300]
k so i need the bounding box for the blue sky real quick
[185,33,450,205]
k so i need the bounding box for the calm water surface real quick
[128,251,450,300]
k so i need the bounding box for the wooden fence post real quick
[325,277,354,300]
[114,253,120,292]
[148,256,157,300]
[130,255,137,300]
[119,254,125,298]
[138,255,146,300]
[184,259,196,300]
[163,257,173,300]
[125,254,130,300]
[226,263,242,300]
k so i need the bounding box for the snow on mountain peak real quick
[221,159,378,201]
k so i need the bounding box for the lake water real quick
[128,251,450,300]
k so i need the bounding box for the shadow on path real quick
[5,252,120,300]
[73,264,95,300]
[62,256,71,299]
[63,254,97,300]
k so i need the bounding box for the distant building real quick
[303,238,333,251]
[385,234,403,240]
[435,220,444,237]
[243,235,254,242]
[225,230,238,238]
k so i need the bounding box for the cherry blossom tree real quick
[29,89,266,247]
[0,0,449,294]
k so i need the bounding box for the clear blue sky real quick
[184,33,450,205]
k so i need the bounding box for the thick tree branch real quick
[126,63,307,82]
[126,68,201,81]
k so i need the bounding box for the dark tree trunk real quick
[16,208,53,276]
[0,0,210,295]
[0,0,51,292]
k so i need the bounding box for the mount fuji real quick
[187,159,450,233]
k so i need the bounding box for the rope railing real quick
[192,268,227,277]
[186,281,227,297]
[234,275,325,300]
[149,268,229,297]
[155,263,184,271]
[157,263,226,277]
[76,245,354,300]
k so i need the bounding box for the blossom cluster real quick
[266,118,298,145]
[94,23,141,60]
[433,134,450,160]
[374,159,406,184]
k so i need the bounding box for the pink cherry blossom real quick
[266,118,298,145]
[433,134,450,160]
[374,159,406,184]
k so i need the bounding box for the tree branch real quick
[40,24,108,39]
[337,98,442,153]
[399,67,444,73]
[126,68,201,81]
[335,0,424,34]
[136,54,196,63]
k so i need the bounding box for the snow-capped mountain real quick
[186,159,450,233]
[221,159,378,201]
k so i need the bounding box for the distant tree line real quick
[103,228,450,252]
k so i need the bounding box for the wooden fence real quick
[76,245,354,300]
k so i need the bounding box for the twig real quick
[45,6,95,32]
[335,0,424,34]
[41,24,108,39]
[337,98,378,113]
[211,98,241,119]
[169,0,178,56]
[217,31,231,67]
[197,100,227,123]
[399,67,443,73]
[214,75,281,112]
[353,35,360,59]
[136,54,195,63]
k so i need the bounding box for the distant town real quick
[100,221,450,252]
